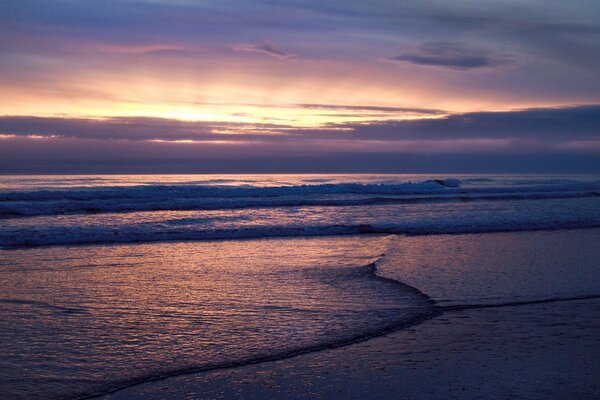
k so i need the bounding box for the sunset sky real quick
[1,0,599,172]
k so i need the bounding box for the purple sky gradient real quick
[1,0,599,172]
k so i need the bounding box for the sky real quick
[1,0,599,173]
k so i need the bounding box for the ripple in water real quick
[0,235,435,400]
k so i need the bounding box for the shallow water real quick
[0,235,435,399]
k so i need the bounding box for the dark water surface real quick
[1,174,599,399]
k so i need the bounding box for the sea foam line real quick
[1,190,598,219]
[441,294,600,311]
[77,249,440,400]
[1,179,599,218]
[2,221,600,249]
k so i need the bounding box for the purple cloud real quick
[0,105,598,145]
[233,43,295,59]
[388,42,513,70]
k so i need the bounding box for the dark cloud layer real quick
[1,105,598,173]
[388,42,512,70]
[341,105,600,140]
[1,105,598,143]
[1,151,598,174]
[0,116,269,141]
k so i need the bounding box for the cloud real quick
[327,105,600,142]
[2,1,600,108]
[186,102,444,115]
[0,116,290,142]
[1,105,598,147]
[292,104,444,114]
[387,42,513,70]
[233,43,295,59]
[1,105,599,173]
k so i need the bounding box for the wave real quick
[0,180,456,201]
[1,179,599,218]
[2,191,599,218]
[3,219,600,248]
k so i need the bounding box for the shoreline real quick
[101,297,600,399]
[59,294,598,399]
[99,229,600,399]
[3,228,598,400]
[77,257,440,400]
[95,295,600,400]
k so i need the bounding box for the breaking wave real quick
[1,178,599,218]
[3,220,600,248]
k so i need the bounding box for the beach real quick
[1,175,599,399]
[100,229,600,400]
[103,299,600,400]
[3,0,600,397]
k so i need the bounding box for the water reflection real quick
[378,229,600,305]
[0,235,428,399]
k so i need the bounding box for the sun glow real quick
[1,93,448,129]
[0,46,591,133]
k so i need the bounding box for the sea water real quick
[1,174,599,399]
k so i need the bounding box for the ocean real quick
[1,174,599,399]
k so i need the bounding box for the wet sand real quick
[101,230,600,400]
[102,297,599,400]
